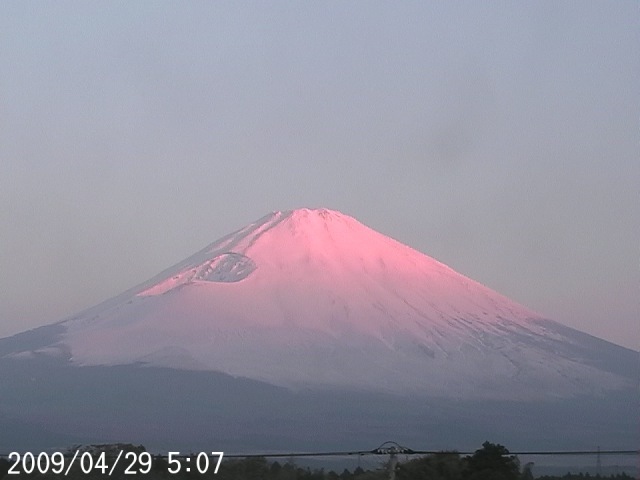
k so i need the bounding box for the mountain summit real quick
[9,208,631,399]
[1,208,637,452]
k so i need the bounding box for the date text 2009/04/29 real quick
[7,451,224,476]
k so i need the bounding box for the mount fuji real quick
[0,208,637,452]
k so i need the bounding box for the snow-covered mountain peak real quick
[6,208,635,399]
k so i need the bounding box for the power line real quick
[222,449,637,459]
[0,447,636,459]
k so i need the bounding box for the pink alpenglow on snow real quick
[52,208,632,399]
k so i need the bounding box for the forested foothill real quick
[0,442,634,480]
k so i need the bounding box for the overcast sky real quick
[1,2,638,350]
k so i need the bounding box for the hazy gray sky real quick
[1,2,638,350]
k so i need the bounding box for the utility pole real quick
[388,451,398,480]
[372,441,414,480]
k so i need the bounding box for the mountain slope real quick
[5,208,635,400]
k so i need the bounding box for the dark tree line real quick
[396,441,521,480]
[0,442,635,480]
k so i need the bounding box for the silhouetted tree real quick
[0,458,9,480]
[463,441,520,480]
[396,451,463,480]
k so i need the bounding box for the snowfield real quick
[17,208,628,399]
[0,208,636,452]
